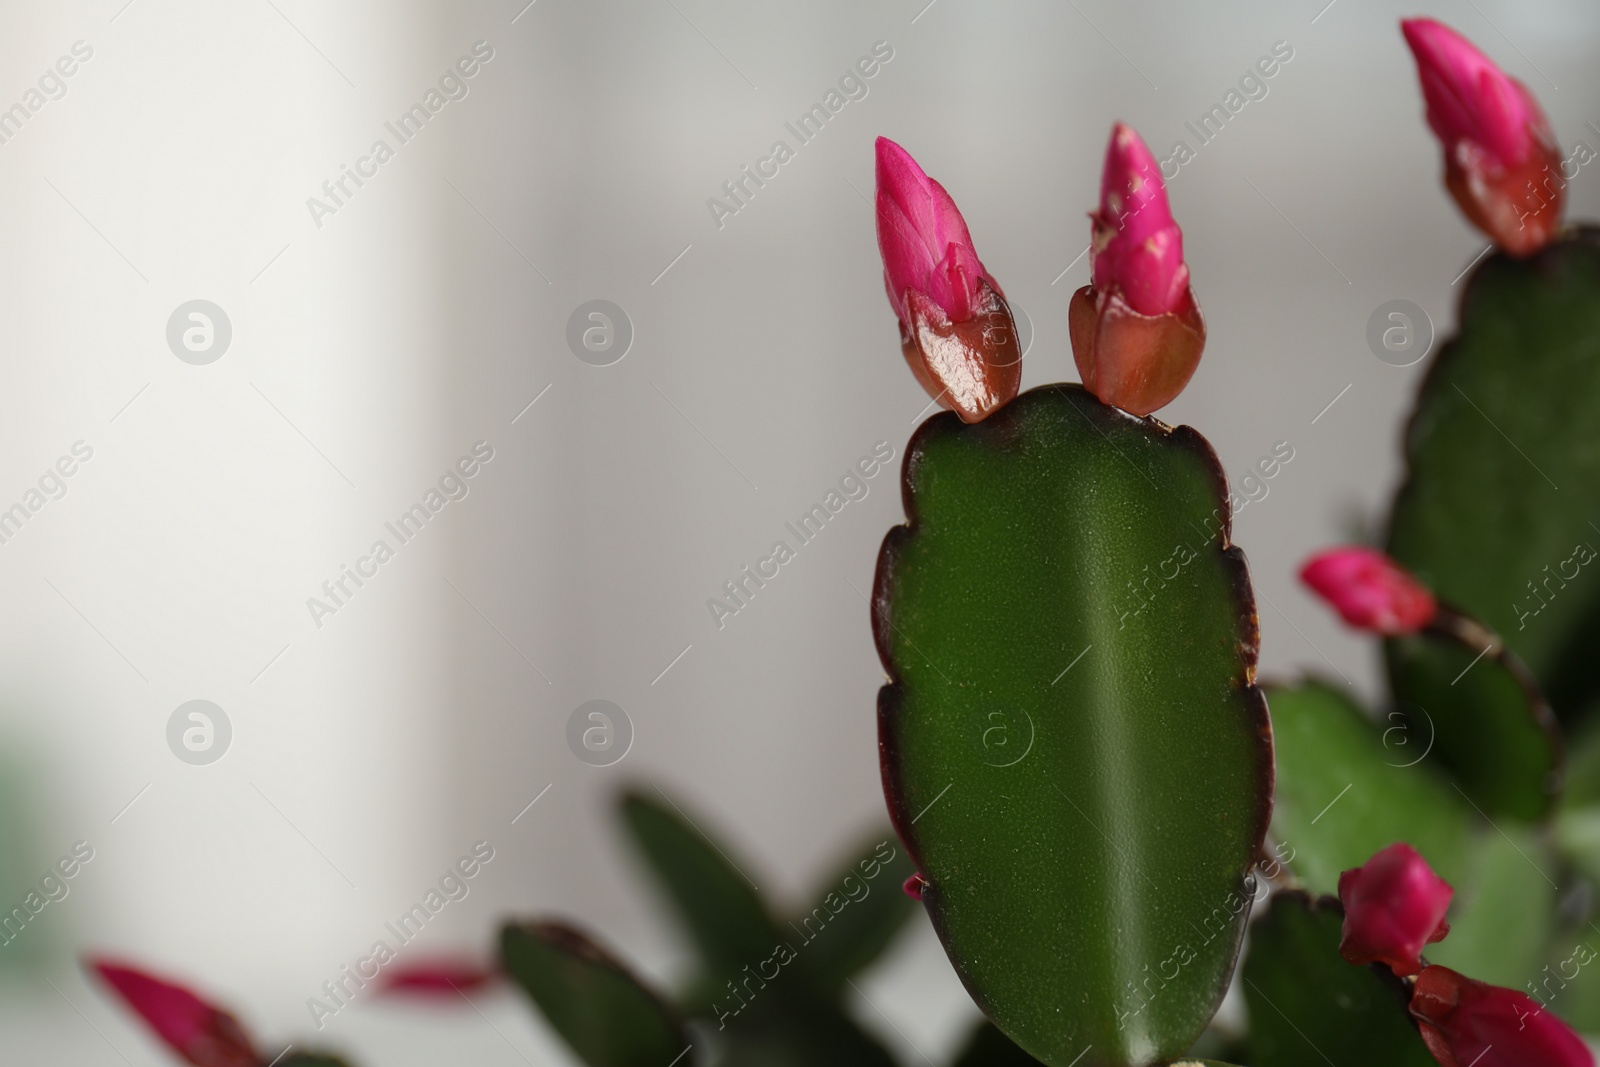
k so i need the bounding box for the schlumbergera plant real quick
[85,16,1600,1067]
[872,14,1599,1067]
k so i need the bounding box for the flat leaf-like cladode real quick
[1243,893,1437,1067]
[875,384,1272,1067]
[1388,229,1600,728]
[500,921,686,1067]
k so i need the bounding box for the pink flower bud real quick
[1401,18,1564,257]
[1411,965,1594,1067]
[89,958,260,1067]
[875,137,1021,423]
[902,873,927,900]
[876,137,995,327]
[376,958,500,997]
[1336,843,1452,976]
[1299,547,1438,635]
[1091,123,1190,318]
[1070,123,1204,417]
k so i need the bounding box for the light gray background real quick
[0,0,1594,1062]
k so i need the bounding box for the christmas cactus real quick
[90,16,1600,1067]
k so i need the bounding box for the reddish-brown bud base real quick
[1446,145,1566,258]
[900,278,1022,424]
[1069,285,1205,417]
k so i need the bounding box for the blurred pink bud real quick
[1401,18,1564,257]
[876,137,1020,423]
[90,958,259,1067]
[377,958,499,997]
[1336,843,1452,976]
[902,873,926,900]
[1300,547,1438,635]
[1070,123,1204,417]
[1411,965,1594,1067]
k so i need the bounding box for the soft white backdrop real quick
[0,0,1595,1063]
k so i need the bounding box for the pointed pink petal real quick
[377,959,499,997]
[1091,123,1188,317]
[1401,18,1548,168]
[90,959,259,1067]
[1412,965,1594,1067]
[874,136,991,325]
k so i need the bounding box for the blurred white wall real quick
[0,0,1595,1063]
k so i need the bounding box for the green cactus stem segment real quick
[874,384,1271,1067]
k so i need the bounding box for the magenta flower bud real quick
[377,957,500,997]
[89,958,260,1067]
[1411,965,1594,1067]
[876,136,995,326]
[1401,18,1564,257]
[902,872,927,900]
[1300,546,1438,635]
[875,136,1021,424]
[1090,123,1190,317]
[1070,123,1205,417]
[1336,843,1452,976]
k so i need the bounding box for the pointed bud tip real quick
[874,135,991,326]
[1401,17,1543,162]
[1400,17,1563,256]
[1092,122,1186,317]
[876,136,1016,421]
[1300,546,1437,634]
[1072,123,1203,416]
[1337,843,1453,977]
